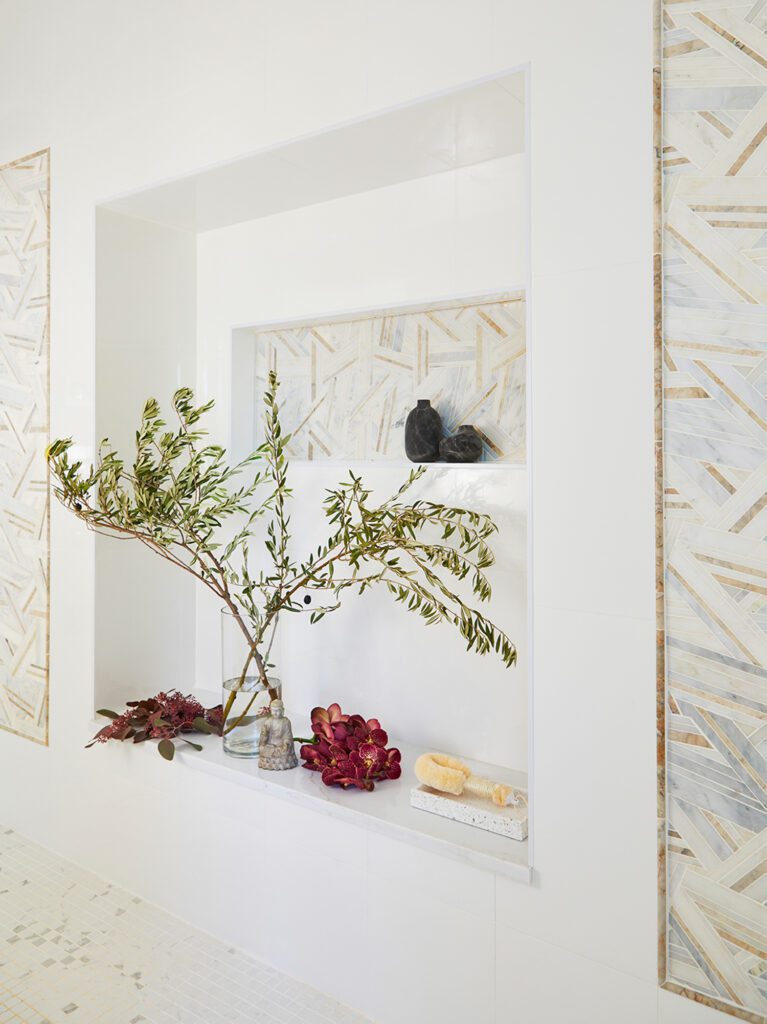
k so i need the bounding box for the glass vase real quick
[221,609,279,759]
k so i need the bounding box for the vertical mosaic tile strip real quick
[0,150,50,746]
[252,292,526,462]
[0,828,369,1024]
[660,4,767,1019]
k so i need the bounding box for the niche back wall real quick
[195,154,529,769]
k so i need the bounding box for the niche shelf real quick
[123,715,531,883]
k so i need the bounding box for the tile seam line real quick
[534,600,656,627]
[533,253,654,277]
[495,917,658,991]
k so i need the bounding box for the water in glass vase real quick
[222,675,278,758]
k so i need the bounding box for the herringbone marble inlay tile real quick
[660,2,767,1019]
[251,292,525,463]
[0,150,49,746]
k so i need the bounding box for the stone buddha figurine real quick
[258,699,298,771]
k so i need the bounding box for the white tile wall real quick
[496,924,658,1024]
[495,606,658,982]
[0,1,743,1022]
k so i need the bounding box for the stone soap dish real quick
[410,785,528,841]
[411,752,528,841]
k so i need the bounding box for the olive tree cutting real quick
[47,372,516,733]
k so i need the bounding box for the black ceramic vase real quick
[405,399,442,462]
[440,424,483,463]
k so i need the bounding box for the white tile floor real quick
[0,829,370,1024]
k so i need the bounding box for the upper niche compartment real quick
[233,291,526,463]
[100,69,529,468]
[101,71,526,232]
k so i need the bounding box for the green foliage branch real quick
[47,373,516,731]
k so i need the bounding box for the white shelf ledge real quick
[288,460,527,472]
[123,718,530,883]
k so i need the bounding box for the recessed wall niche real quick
[94,70,531,781]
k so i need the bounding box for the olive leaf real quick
[48,371,517,723]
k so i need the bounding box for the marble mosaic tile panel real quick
[0,977,47,1024]
[0,150,50,746]
[251,293,526,462]
[0,828,369,1024]
[658,3,767,1020]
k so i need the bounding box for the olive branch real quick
[47,372,516,730]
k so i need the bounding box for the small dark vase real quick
[405,399,442,463]
[440,424,483,463]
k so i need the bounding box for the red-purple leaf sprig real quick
[300,703,401,791]
[88,691,223,761]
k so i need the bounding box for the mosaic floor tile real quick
[0,829,369,1024]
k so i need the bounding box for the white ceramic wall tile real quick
[531,262,656,623]
[0,828,370,1024]
[487,0,653,280]
[365,832,495,920]
[94,210,197,715]
[360,0,498,113]
[496,605,658,983]
[261,1,371,136]
[496,924,658,1024]
[368,880,494,1024]
[256,801,370,1013]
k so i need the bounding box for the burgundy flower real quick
[300,704,402,792]
[310,702,350,743]
[300,744,325,771]
[383,747,402,780]
[353,742,387,773]
[321,765,345,787]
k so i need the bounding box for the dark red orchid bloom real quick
[310,703,349,743]
[383,747,402,780]
[353,741,387,773]
[300,704,401,792]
